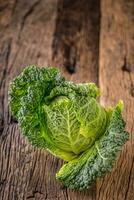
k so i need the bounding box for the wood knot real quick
[122,63,131,72]
[64,44,76,74]
[122,57,132,73]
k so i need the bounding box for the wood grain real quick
[0,0,100,200]
[0,0,134,199]
[98,0,134,200]
[52,0,100,84]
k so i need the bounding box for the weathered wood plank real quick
[0,0,100,200]
[52,0,100,84]
[98,0,134,200]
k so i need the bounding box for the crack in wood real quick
[0,40,11,89]
[0,40,11,130]
[122,56,132,73]
[27,190,44,199]
[0,179,6,187]
[130,86,134,97]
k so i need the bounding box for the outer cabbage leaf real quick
[56,102,129,189]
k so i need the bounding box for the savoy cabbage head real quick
[9,66,129,190]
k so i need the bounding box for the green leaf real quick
[44,96,93,155]
[9,65,63,118]
[43,82,105,156]
[56,102,129,190]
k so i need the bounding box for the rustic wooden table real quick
[0,0,134,200]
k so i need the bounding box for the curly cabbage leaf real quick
[9,65,129,190]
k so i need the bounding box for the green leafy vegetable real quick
[9,65,129,190]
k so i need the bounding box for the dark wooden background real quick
[0,0,134,199]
